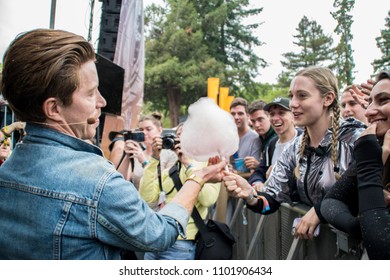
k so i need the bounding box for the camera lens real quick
[162,137,175,150]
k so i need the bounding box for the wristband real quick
[185,163,194,175]
[185,173,205,187]
[259,196,270,213]
[242,189,258,225]
[142,160,149,167]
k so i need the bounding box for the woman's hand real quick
[151,135,162,160]
[349,84,370,110]
[360,78,375,96]
[9,121,26,132]
[223,171,253,200]
[382,128,390,164]
[174,139,191,167]
[359,123,390,164]
[293,207,320,240]
[124,140,147,164]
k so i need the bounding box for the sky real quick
[0,0,388,85]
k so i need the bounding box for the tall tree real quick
[144,1,224,126]
[279,16,334,85]
[144,0,265,126]
[372,10,390,74]
[194,0,266,93]
[331,0,355,87]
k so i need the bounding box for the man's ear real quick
[42,97,63,122]
[324,91,336,108]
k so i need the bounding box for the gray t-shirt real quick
[237,129,261,161]
[271,130,298,166]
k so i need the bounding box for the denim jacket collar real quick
[24,122,103,156]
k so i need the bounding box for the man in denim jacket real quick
[0,29,226,260]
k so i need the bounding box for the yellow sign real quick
[207,78,234,111]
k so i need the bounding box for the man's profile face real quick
[57,60,106,140]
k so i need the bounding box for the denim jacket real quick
[0,123,189,259]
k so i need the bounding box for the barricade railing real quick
[229,198,364,260]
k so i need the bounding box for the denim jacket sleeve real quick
[96,170,189,252]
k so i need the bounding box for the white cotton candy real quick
[181,97,239,161]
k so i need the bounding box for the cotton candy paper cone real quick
[181,97,239,161]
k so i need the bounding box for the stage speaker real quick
[95,53,124,116]
[97,0,122,61]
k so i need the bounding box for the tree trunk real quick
[167,86,181,127]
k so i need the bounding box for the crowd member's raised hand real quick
[360,78,375,96]
[0,121,26,142]
[348,78,375,110]
[349,84,370,110]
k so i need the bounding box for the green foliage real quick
[196,0,267,92]
[240,83,289,104]
[372,11,390,74]
[331,0,355,87]
[144,0,266,126]
[279,16,334,85]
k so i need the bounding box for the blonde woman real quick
[0,138,11,166]
[139,123,221,259]
[109,112,177,189]
[223,66,365,239]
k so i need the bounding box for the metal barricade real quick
[229,198,363,260]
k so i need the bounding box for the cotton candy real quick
[181,97,239,161]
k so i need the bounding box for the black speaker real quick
[97,0,122,61]
[95,53,124,116]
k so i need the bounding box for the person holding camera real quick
[0,29,227,259]
[0,138,11,166]
[139,123,221,259]
[109,112,177,189]
[0,121,25,166]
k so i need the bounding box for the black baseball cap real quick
[264,97,290,112]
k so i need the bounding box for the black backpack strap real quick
[169,166,214,245]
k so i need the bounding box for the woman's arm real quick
[355,127,390,259]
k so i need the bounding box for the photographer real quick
[0,121,25,166]
[139,123,221,260]
[109,112,177,189]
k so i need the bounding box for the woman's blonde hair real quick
[293,66,341,180]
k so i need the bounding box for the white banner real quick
[114,0,144,129]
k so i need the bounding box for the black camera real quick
[123,130,145,142]
[162,134,179,150]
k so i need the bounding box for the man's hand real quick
[244,156,259,170]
